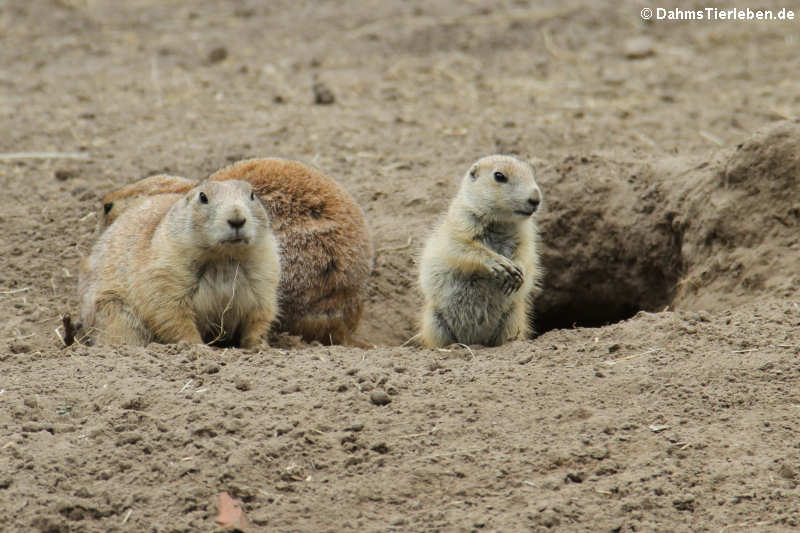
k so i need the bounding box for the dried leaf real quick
[215,492,250,532]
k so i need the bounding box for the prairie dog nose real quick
[228,216,246,229]
[528,188,542,211]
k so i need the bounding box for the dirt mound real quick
[671,119,800,311]
[532,121,800,332]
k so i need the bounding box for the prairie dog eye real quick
[494,171,508,183]
[250,191,255,201]
[199,192,208,204]
[103,202,114,215]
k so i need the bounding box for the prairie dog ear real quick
[468,164,478,180]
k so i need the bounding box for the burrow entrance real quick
[529,154,684,335]
[531,219,684,334]
[530,118,800,335]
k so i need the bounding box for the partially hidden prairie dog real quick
[79,174,197,294]
[96,174,196,233]
[418,155,543,348]
[208,158,374,345]
[79,180,280,348]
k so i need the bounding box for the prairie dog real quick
[208,158,373,345]
[97,174,195,232]
[79,180,280,348]
[418,155,543,348]
[90,159,374,345]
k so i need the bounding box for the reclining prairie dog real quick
[418,155,543,348]
[80,180,280,348]
[208,158,373,345]
[92,158,374,345]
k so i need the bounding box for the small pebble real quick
[624,36,655,59]
[370,442,390,454]
[672,494,695,511]
[370,390,391,406]
[589,446,609,460]
[208,47,228,63]
[778,463,796,480]
[565,471,585,483]
[8,342,31,354]
[54,169,76,181]
[517,354,533,365]
[234,377,250,391]
[280,384,301,395]
[313,80,335,105]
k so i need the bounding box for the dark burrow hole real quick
[530,234,684,335]
[526,153,687,335]
[534,300,644,334]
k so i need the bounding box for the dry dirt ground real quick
[1,1,799,531]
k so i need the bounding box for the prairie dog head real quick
[100,174,195,230]
[458,155,542,222]
[169,180,270,252]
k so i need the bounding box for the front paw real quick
[239,333,264,349]
[489,257,523,294]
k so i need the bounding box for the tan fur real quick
[97,174,196,233]
[91,158,373,345]
[207,158,373,345]
[80,180,280,348]
[418,155,543,348]
[79,175,196,294]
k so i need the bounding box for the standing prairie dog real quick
[418,155,543,348]
[80,180,280,348]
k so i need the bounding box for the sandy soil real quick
[1,0,798,531]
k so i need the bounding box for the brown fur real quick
[80,180,281,348]
[92,158,373,345]
[208,158,374,345]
